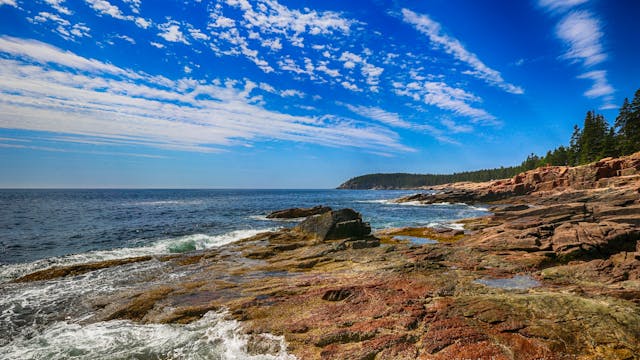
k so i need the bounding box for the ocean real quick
[0,189,489,359]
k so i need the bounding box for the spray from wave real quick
[0,310,295,360]
[0,229,272,283]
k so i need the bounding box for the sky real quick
[0,0,639,188]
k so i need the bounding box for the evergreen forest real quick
[339,88,640,189]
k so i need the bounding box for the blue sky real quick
[0,0,638,188]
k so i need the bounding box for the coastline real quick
[3,153,640,359]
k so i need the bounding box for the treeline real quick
[522,88,640,169]
[338,88,640,189]
[338,167,522,189]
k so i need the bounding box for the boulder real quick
[295,208,372,241]
[266,205,332,219]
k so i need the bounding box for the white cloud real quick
[0,37,131,80]
[28,13,90,40]
[85,0,125,19]
[277,57,306,74]
[114,34,135,44]
[84,0,150,29]
[401,8,523,95]
[555,10,606,67]
[149,41,164,49]
[548,8,614,106]
[341,81,360,92]
[346,104,461,143]
[225,0,355,47]
[204,0,358,77]
[135,17,151,29]
[577,70,614,98]
[337,51,384,91]
[346,105,414,129]
[122,0,141,14]
[440,118,472,133]
[0,37,413,154]
[158,21,190,45]
[316,63,340,78]
[0,0,16,7]
[393,80,497,125]
[188,27,210,41]
[280,89,304,97]
[210,15,236,28]
[538,0,589,13]
[44,0,72,15]
[261,37,282,51]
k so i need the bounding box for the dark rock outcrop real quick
[294,208,372,241]
[266,205,332,219]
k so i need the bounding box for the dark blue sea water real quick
[0,189,489,359]
[0,189,489,267]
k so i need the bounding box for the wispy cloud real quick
[392,80,498,125]
[345,104,465,144]
[0,37,413,154]
[555,10,606,67]
[577,70,613,98]
[44,0,72,15]
[0,141,168,158]
[401,8,523,95]
[28,12,91,41]
[538,0,589,13]
[0,0,17,7]
[440,118,472,133]
[345,105,415,129]
[541,2,615,107]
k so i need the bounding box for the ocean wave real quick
[426,222,466,231]
[248,215,304,222]
[0,229,272,283]
[0,310,295,360]
[126,200,205,206]
[354,199,395,204]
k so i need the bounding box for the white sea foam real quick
[0,310,296,360]
[354,199,395,204]
[467,205,489,211]
[0,229,272,283]
[0,260,172,346]
[126,200,205,206]
[391,200,428,206]
[426,222,466,231]
[249,215,303,222]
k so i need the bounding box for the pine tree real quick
[602,127,618,158]
[577,111,610,164]
[616,98,633,154]
[628,89,640,153]
[553,146,569,165]
[569,125,582,166]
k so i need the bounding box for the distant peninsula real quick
[339,88,640,190]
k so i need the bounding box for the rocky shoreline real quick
[13,153,640,359]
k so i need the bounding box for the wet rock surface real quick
[266,205,332,219]
[14,153,640,359]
